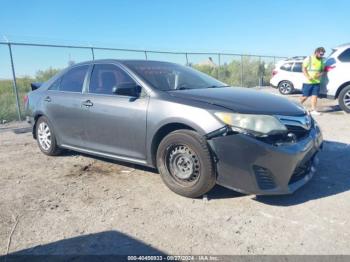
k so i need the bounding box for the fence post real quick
[185,53,189,66]
[144,51,148,60]
[259,56,262,87]
[8,43,22,121]
[91,47,95,60]
[218,53,221,80]
[240,55,244,87]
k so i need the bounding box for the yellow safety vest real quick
[302,55,324,84]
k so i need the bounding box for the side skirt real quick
[60,144,148,165]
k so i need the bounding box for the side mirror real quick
[112,83,142,97]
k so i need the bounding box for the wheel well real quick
[335,82,350,98]
[151,123,195,167]
[32,114,43,139]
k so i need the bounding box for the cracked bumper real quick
[208,125,323,195]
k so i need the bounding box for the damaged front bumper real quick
[207,124,323,195]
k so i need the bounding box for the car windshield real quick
[123,61,228,91]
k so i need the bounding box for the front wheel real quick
[339,85,350,113]
[156,130,216,198]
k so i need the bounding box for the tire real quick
[278,81,294,95]
[338,85,350,113]
[156,129,216,198]
[35,116,62,156]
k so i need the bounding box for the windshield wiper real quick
[168,84,192,91]
[206,85,230,88]
[168,85,229,91]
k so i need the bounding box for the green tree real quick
[0,67,61,121]
[192,64,218,79]
[35,67,61,82]
[193,57,274,87]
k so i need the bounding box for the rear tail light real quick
[23,95,28,105]
[325,65,336,72]
[272,70,278,76]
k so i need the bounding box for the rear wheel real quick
[156,130,216,198]
[278,81,294,95]
[35,116,62,156]
[339,85,350,113]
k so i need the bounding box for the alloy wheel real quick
[343,90,350,110]
[37,122,51,151]
[279,82,292,94]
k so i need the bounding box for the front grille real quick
[285,124,311,140]
[278,114,314,142]
[289,159,312,184]
[253,165,276,190]
[254,115,314,145]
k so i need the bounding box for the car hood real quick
[168,87,306,116]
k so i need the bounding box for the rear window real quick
[338,48,350,62]
[60,65,89,92]
[292,62,302,72]
[280,63,293,71]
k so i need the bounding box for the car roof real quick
[332,43,350,52]
[334,43,350,49]
[71,59,177,67]
[276,57,305,66]
[284,56,306,61]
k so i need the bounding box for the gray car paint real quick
[168,87,306,116]
[209,125,322,194]
[44,91,90,148]
[26,59,322,195]
[81,93,149,160]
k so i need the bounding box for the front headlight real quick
[214,112,287,137]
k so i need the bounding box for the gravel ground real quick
[0,87,349,256]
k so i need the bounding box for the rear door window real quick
[292,62,302,72]
[60,65,89,92]
[338,48,350,62]
[280,63,293,71]
[89,64,136,95]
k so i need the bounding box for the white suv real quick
[271,44,350,113]
[322,43,350,113]
[270,57,305,95]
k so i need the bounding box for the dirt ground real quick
[0,87,349,256]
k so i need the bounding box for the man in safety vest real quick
[300,47,326,115]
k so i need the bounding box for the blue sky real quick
[0,0,349,78]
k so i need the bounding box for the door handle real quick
[44,96,51,102]
[82,100,93,107]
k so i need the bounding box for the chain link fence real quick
[0,41,286,122]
